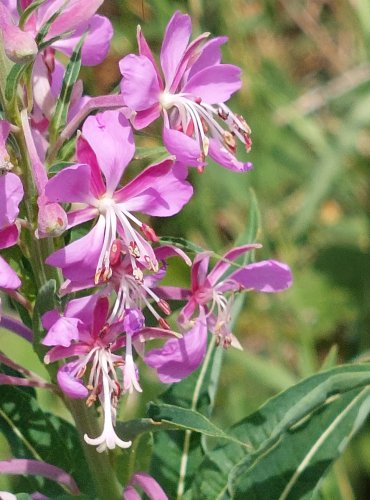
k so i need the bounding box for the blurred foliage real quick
[1,0,369,497]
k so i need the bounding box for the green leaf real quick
[147,402,250,445]
[192,363,370,499]
[35,1,68,44]
[5,63,31,103]
[48,161,74,176]
[230,386,370,500]
[48,33,86,143]
[149,339,223,498]
[19,0,47,28]
[159,236,205,255]
[0,363,94,497]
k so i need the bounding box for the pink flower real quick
[45,110,193,286]
[42,295,177,452]
[2,0,112,66]
[145,245,292,382]
[119,11,252,172]
[0,121,24,291]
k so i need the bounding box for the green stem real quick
[5,80,123,499]
[176,337,217,500]
[66,399,123,500]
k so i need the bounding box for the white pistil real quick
[84,350,131,452]
[123,335,142,394]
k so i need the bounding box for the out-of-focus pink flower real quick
[123,472,168,500]
[0,120,23,291]
[120,11,252,172]
[45,110,193,286]
[145,245,292,382]
[2,0,112,66]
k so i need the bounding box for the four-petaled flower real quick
[45,109,193,286]
[120,11,252,172]
[145,245,292,382]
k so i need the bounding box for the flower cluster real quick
[0,4,292,497]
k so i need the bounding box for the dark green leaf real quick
[149,340,223,498]
[231,386,370,499]
[147,402,249,445]
[192,364,370,499]
[0,363,94,497]
[48,161,74,176]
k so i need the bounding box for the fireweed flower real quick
[42,295,175,452]
[145,245,293,382]
[44,110,193,285]
[120,11,252,172]
[0,121,24,292]
[2,0,112,66]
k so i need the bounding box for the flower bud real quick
[0,6,37,64]
[36,199,68,238]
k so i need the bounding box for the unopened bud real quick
[0,6,38,64]
[36,201,67,238]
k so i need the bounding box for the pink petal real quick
[42,316,81,347]
[208,244,262,285]
[0,225,19,250]
[65,294,100,326]
[45,163,96,205]
[145,309,207,383]
[0,459,80,495]
[120,54,161,111]
[191,252,212,290]
[132,105,161,130]
[187,36,228,79]
[57,364,88,399]
[46,216,105,282]
[82,111,134,195]
[137,25,163,86]
[0,256,21,290]
[128,472,168,500]
[115,160,193,217]
[52,15,113,66]
[0,119,11,162]
[229,260,293,293]
[76,136,106,198]
[208,139,253,172]
[124,486,141,500]
[0,173,24,228]
[163,126,202,167]
[37,0,103,39]
[160,11,192,89]
[67,206,98,229]
[170,31,210,92]
[154,244,192,266]
[182,64,241,103]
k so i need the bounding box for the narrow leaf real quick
[48,33,86,143]
[192,364,370,499]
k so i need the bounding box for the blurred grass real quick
[1,0,370,496]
